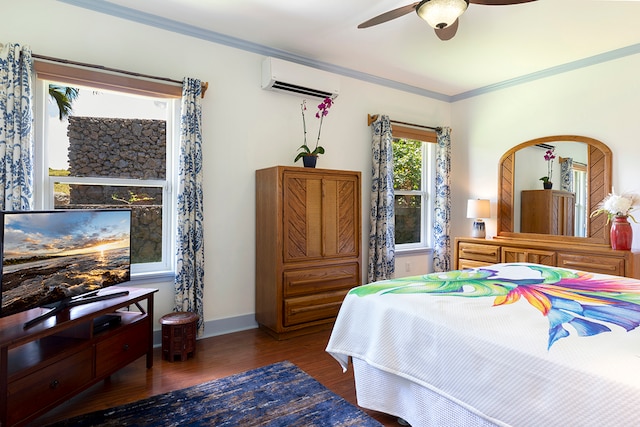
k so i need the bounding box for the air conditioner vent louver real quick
[270,81,334,99]
[261,57,340,99]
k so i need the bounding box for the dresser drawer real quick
[557,253,625,276]
[95,317,149,378]
[502,247,556,266]
[458,259,493,269]
[458,242,500,263]
[8,348,93,426]
[284,289,349,326]
[283,263,360,297]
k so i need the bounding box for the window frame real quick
[33,61,181,278]
[392,125,437,252]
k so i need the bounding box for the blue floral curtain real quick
[175,78,205,334]
[560,157,573,192]
[0,43,33,210]
[368,115,395,282]
[433,127,451,272]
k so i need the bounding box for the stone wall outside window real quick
[62,117,166,263]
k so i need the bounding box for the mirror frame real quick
[497,135,612,245]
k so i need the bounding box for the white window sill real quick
[130,271,176,286]
[395,246,433,256]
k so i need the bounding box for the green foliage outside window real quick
[393,138,422,201]
[393,138,424,244]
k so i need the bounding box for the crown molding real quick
[58,0,640,104]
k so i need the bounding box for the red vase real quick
[610,216,633,251]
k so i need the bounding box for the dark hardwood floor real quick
[31,327,400,426]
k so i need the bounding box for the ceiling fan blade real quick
[358,2,420,29]
[470,0,537,5]
[435,19,459,41]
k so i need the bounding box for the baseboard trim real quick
[153,314,258,346]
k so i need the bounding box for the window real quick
[392,126,436,250]
[573,163,588,237]
[34,61,181,276]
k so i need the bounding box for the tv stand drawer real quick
[7,348,93,426]
[95,316,149,377]
[0,287,157,427]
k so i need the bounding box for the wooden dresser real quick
[454,237,640,279]
[255,166,361,339]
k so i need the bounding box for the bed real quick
[326,263,640,427]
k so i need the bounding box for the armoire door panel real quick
[284,176,322,261]
[284,176,307,260]
[336,179,358,256]
[284,174,358,262]
[305,178,322,258]
[322,178,338,256]
[322,177,358,258]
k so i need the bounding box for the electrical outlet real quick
[405,262,411,272]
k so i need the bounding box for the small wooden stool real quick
[159,311,199,362]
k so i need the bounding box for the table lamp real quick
[467,199,490,238]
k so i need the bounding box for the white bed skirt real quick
[352,358,502,427]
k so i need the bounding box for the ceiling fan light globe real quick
[416,0,469,30]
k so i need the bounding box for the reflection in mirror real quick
[498,135,612,246]
[514,142,588,236]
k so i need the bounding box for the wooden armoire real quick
[255,166,361,339]
[521,189,575,236]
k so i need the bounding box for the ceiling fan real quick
[358,0,537,41]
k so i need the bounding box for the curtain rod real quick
[367,114,441,132]
[32,53,209,98]
[559,156,587,167]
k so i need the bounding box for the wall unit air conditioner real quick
[261,57,340,99]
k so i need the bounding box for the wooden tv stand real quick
[0,287,157,426]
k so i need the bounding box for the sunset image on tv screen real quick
[1,210,131,317]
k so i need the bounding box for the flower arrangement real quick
[295,97,335,162]
[591,191,639,223]
[539,147,556,184]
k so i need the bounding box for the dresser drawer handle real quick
[462,248,497,256]
[562,261,617,271]
[123,344,130,351]
[50,379,60,389]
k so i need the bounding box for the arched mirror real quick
[498,135,612,245]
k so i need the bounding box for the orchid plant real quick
[295,97,335,162]
[539,148,556,184]
[591,192,639,223]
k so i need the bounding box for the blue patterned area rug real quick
[47,361,382,426]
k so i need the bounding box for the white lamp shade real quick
[416,0,469,29]
[467,199,491,219]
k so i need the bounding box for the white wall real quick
[451,54,640,246]
[1,0,450,336]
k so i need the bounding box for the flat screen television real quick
[0,209,131,327]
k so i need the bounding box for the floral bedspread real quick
[326,263,640,427]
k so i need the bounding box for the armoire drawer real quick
[283,263,360,297]
[283,290,350,326]
[557,253,625,276]
[458,242,500,264]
